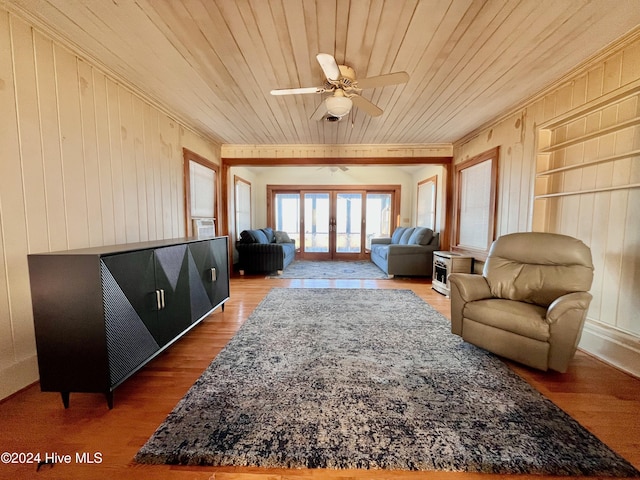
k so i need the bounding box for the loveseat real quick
[370,227,440,277]
[236,227,296,275]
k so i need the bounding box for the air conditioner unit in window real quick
[192,218,215,238]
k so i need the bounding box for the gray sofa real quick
[370,227,440,277]
[236,227,296,274]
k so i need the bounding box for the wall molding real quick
[580,319,640,379]
[221,143,453,159]
[0,355,38,401]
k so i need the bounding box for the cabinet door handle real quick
[155,290,162,311]
[160,289,165,310]
[210,268,217,282]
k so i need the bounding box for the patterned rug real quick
[269,260,388,279]
[135,288,639,476]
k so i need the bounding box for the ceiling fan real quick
[270,53,409,121]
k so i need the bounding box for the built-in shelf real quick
[533,82,640,230]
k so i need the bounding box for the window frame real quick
[451,147,499,259]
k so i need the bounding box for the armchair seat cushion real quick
[465,299,549,342]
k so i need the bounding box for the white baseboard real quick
[579,319,640,378]
[0,355,39,401]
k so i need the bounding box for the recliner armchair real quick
[449,232,594,373]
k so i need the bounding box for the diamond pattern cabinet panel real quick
[101,264,160,387]
[27,237,230,409]
[101,249,161,343]
[187,237,230,321]
[154,244,192,345]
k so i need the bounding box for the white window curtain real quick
[458,160,492,250]
[417,179,436,229]
[235,178,251,236]
[189,161,215,218]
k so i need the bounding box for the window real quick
[365,193,392,249]
[452,147,498,256]
[274,192,301,247]
[416,176,437,229]
[234,176,251,238]
[183,149,219,236]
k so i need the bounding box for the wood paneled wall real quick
[454,33,640,377]
[0,10,220,399]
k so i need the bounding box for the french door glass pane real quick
[304,193,329,253]
[274,193,300,246]
[366,193,392,249]
[336,193,362,253]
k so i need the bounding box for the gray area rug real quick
[269,260,388,279]
[135,288,639,476]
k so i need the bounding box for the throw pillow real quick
[409,227,434,245]
[274,231,292,243]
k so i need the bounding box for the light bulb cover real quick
[325,96,352,117]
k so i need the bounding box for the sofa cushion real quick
[274,230,292,243]
[399,227,415,244]
[391,227,406,244]
[261,227,275,243]
[408,227,434,245]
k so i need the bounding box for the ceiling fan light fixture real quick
[325,96,352,117]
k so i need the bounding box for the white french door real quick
[271,187,395,261]
[302,190,364,260]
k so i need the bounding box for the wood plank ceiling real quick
[7,0,640,146]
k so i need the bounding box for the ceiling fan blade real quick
[311,100,329,121]
[270,86,323,96]
[356,71,409,89]
[351,95,383,117]
[316,53,341,81]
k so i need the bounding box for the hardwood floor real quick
[1,275,638,480]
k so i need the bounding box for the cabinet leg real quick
[221,303,225,312]
[61,392,70,409]
[106,392,114,410]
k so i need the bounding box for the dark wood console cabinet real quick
[28,237,229,408]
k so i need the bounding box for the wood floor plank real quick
[0,275,638,480]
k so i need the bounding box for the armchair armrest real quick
[545,291,593,372]
[546,291,593,325]
[448,274,491,303]
[448,274,491,336]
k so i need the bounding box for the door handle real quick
[154,289,166,311]
[154,290,162,311]
[210,268,217,282]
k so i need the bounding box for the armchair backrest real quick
[483,232,594,307]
